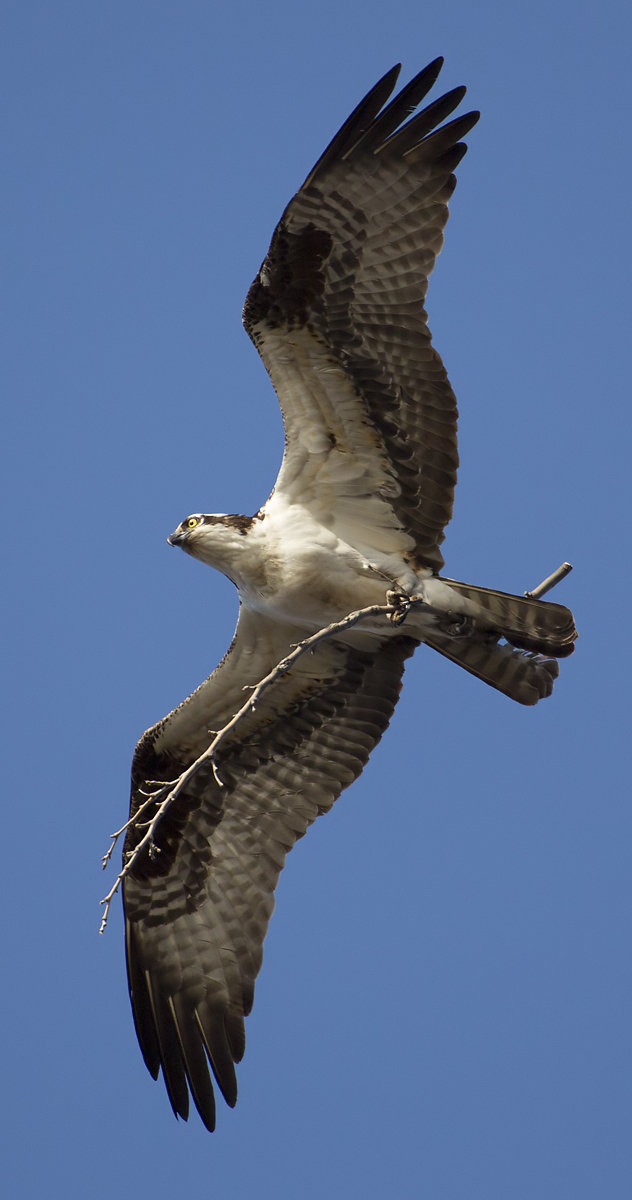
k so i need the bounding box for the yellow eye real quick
[186,517,198,529]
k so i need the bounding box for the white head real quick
[167,512,259,575]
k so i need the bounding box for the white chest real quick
[240,497,421,627]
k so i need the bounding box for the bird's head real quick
[167,512,259,574]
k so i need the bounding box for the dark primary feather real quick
[305,60,442,176]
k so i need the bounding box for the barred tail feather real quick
[424,633,560,705]
[442,578,577,657]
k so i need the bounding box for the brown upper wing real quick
[244,60,479,570]
[123,608,416,1129]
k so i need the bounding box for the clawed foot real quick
[440,613,473,637]
[386,589,413,625]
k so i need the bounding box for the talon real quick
[442,614,473,637]
[386,589,412,626]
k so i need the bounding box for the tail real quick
[420,576,576,705]
[440,578,577,658]
[424,632,560,705]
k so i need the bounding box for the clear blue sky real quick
[3,2,630,1197]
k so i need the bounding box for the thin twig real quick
[100,792,168,870]
[100,562,571,932]
[99,780,174,933]
[99,599,405,931]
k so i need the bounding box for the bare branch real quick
[524,562,573,600]
[100,563,571,931]
[99,598,405,930]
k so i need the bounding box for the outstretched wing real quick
[123,607,417,1129]
[244,59,479,570]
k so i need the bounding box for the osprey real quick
[122,59,576,1130]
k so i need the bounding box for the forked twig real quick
[99,599,398,932]
[100,562,572,932]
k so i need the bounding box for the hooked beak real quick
[167,528,188,547]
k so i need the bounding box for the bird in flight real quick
[121,58,576,1130]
